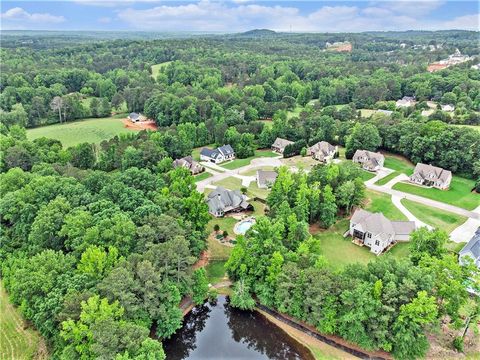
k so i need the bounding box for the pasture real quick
[26,114,137,148]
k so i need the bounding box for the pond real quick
[163,296,312,360]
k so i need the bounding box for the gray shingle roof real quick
[206,187,249,214]
[218,144,234,156]
[200,148,220,159]
[129,112,140,121]
[272,137,294,150]
[351,209,415,239]
[460,227,480,267]
[412,163,451,184]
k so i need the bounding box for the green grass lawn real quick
[393,176,479,210]
[359,170,376,182]
[452,124,480,133]
[194,172,212,182]
[213,176,243,190]
[151,61,172,79]
[240,166,275,176]
[1,280,47,360]
[286,105,304,120]
[26,114,134,148]
[207,217,237,239]
[337,146,346,160]
[364,190,408,220]
[314,220,410,270]
[205,260,227,284]
[376,155,415,186]
[401,199,467,233]
[220,150,279,170]
[280,155,319,171]
[359,109,376,117]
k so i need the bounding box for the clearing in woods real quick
[0,280,48,360]
[26,114,154,148]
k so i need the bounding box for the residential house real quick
[395,96,416,108]
[459,228,480,269]
[409,163,452,190]
[306,141,337,163]
[206,187,253,217]
[200,145,235,164]
[441,104,455,112]
[349,209,416,255]
[272,137,294,154]
[353,150,385,172]
[256,170,278,189]
[128,112,140,122]
[173,156,204,175]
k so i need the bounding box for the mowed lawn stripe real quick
[393,176,479,211]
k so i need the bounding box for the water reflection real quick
[164,296,310,360]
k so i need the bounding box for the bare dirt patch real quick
[122,119,158,131]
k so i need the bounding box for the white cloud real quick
[73,0,161,6]
[375,0,445,16]
[98,16,112,23]
[1,7,65,29]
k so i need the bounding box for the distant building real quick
[350,209,416,255]
[409,163,452,190]
[173,156,204,175]
[272,137,294,154]
[306,141,337,163]
[206,187,252,217]
[471,64,480,70]
[353,150,385,172]
[200,145,235,164]
[459,228,480,269]
[441,104,455,112]
[128,112,140,122]
[428,50,473,72]
[256,170,278,189]
[395,96,416,108]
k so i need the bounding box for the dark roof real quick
[218,144,234,156]
[129,112,140,120]
[200,148,220,159]
[460,227,480,267]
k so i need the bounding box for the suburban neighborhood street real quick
[197,156,479,244]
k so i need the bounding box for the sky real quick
[0,0,479,32]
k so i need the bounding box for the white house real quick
[306,141,337,163]
[200,145,235,164]
[395,96,416,108]
[409,163,452,190]
[352,150,385,172]
[350,209,416,255]
[441,104,455,112]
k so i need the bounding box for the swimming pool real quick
[234,218,255,235]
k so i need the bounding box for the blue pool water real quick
[236,219,254,234]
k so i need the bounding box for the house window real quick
[375,240,380,246]
[367,233,371,238]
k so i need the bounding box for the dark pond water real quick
[163,296,312,360]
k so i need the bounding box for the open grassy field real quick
[401,199,467,233]
[205,261,227,284]
[393,176,479,210]
[0,281,47,360]
[314,219,410,270]
[376,155,415,186]
[151,61,173,79]
[26,114,134,148]
[220,150,279,170]
[364,190,408,221]
[286,105,304,120]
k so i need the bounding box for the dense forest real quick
[0,30,479,359]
